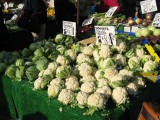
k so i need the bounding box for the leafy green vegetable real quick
[36,57,49,71]
[26,66,39,81]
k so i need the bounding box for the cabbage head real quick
[26,66,39,81]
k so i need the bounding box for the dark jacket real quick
[54,0,76,30]
[24,0,47,24]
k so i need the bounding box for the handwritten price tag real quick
[82,17,94,26]
[124,26,131,32]
[11,14,18,20]
[132,26,140,32]
[95,26,116,45]
[9,2,14,8]
[63,21,76,36]
[3,2,8,9]
[105,6,118,18]
[50,0,54,8]
[152,13,160,27]
[140,0,157,14]
[18,4,24,9]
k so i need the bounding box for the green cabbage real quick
[21,48,32,57]
[36,57,49,71]
[15,59,25,67]
[15,66,25,81]
[55,34,65,45]
[0,63,7,73]
[5,65,17,79]
[26,66,39,81]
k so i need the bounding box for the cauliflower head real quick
[96,86,112,98]
[77,91,89,106]
[99,44,112,58]
[104,68,118,80]
[65,49,77,61]
[87,93,107,108]
[38,70,45,77]
[34,77,49,90]
[97,79,108,88]
[95,69,105,80]
[133,76,145,88]
[102,58,117,69]
[128,57,141,69]
[76,53,94,65]
[136,48,145,57]
[119,69,133,80]
[126,82,138,96]
[112,87,128,105]
[114,54,127,66]
[109,74,125,88]
[93,49,100,62]
[50,78,65,87]
[81,81,96,93]
[58,89,74,105]
[141,55,153,64]
[143,60,158,72]
[114,39,126,53]
[48,85,61,98]
[82,46,94,56]
[65,76,79,91]
[47,62,59,71]
[56,55,69,66]
[78,63,93,77]
[80,75,96,83]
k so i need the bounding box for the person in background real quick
[100,0,121,13]
[54,0,76,31]
[16,0,47,41]
[0,6,8,51]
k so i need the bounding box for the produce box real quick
[78,37,96,45]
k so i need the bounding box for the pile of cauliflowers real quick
[32,37,159,115]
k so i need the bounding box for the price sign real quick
[152,13,160,27]
[11,14,18,20]
[140,0,157,14]
[3,2,8,9]
[95,26,116,45]
[132,26,140,32]
[9,2,14,7]
[105,6,118,18]
[63,21,76,36]
[18,4,24,9]
[124,26,131,32]
[50,0,54,8]
[82,17,94,26]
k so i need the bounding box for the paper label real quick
[18,4,24,9]
[82,17,94,26]
[63,21,76,36]
[9,2,14,7]
[3,2,8,9]
[11,14,18,20]
[132,26,140,32]
[152,13,160,27]
[140,0,157,14]
[124,26,131,32]
[105,6,118,18]
[95,26,116,45]
[50,0,54,8]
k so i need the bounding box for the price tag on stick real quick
[3,2,8,9]
[82,17,94,26]
[105,6,118,18]
[63,21,76,36]
[140,0,157,14]
[9,2,14,7]
[152,13,160,27]
[95,26,116,45]
[50,0,54,8]
[18,4,24,9]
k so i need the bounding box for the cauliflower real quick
[141,55,153,64]
[76,53,94,65]
[133,76,145,88]
[33,77,49,90]
[65,49,77,61]
[48,85,61,98]
[87,93,107,108]
[58,89,74,105]
[143,60,158,72]
[102,58,117,69]
[97,59,104,69]
[96,86,112,98]
[80,75,96,83]
[112,87,128,105]
[99,44,112,58]
[47,62,59,71]
[38,70,45,77]
[114,54,127,66]
[43,68,54,76]
[104,68,118,80]
[65,76,79,91]
[56,65,72,79]
[114,39,126,53]
[128,57,141,69]
[50,78,65,87]
[81,81,96,93]
[136,48,145,57]
[56,55,69,66]
[97,79,108,88]
[93,50,100,62]
[77,91,89,106]
[95,69,104,80]
[126,82,138,96]
[109,74,125,88]
[119,69,133,80]
[78,63,93,77]
[82,46,94,56]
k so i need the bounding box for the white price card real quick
[11,14,18,20]
[132,26,140,32]
[140,0,157,14]
[9,2,14,7]
[124,26,131,32]
[63,21,76,36]
[18,4,24,9]
[82,17,94,26]
[95,26,116,45]
[50,0,54,8]
[3,2,8,9]
[105,6,118,18]
[152,13,160,27]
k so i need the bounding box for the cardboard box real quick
[78,37,96,45]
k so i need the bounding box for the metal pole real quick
[76,0,80,37]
